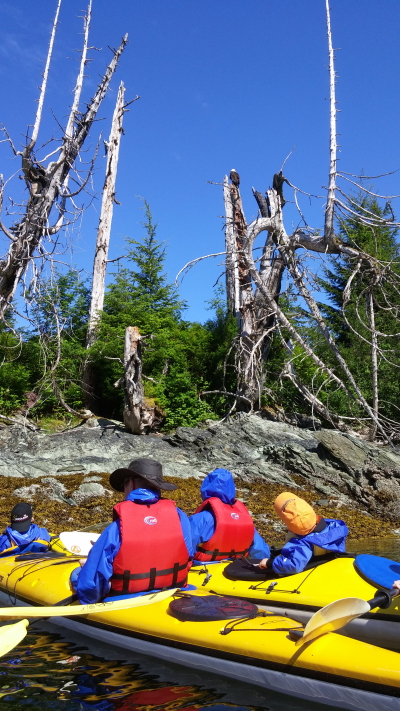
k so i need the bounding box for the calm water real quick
[0,538,399,711]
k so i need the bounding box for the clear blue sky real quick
[0,0,399,322]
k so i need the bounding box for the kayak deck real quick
[188,557,400,616]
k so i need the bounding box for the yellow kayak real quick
[188,554,400,650]
[0,551,399,710]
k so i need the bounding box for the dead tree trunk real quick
[83,82,133,411]
[115,327,162,434]
[367,290,379,441]
[86,82,126,350]
[0,1,128,320]
[223,175,284,411]
[223,176,240,319]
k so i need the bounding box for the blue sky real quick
[0,0,399,322]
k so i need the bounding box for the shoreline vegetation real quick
[0,473,396,544]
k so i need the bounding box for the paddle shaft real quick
[367,588,398,610]
[0,589,177,619]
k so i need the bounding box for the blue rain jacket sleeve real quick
[74,488,193,604]
[271,519,349,576]
[250,529,270,559]
[0,524,51,553]
[75,521,121,604]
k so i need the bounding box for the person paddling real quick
[72,458,193,604]
[190,468,270,562]
[259,492,348,575]
[0,503,51,554]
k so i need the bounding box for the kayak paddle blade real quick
[297,597,371,645]
[0,619,29,657]
[0,588,178,619]
[59,531,100,556]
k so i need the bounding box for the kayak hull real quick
[0,557,400,711]
[188,557,400,650]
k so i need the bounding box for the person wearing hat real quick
[190,468,270,562]
[258,492,348,576]
[74,458,193,605]
[0,502,51,554]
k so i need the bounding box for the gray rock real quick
[2,414,400,520]
[71,482,110,505]
[41,477,77,506]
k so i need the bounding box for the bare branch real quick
[175,251,226,285]
[26,0,62,154]
[64,0,92,140]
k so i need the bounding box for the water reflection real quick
[347,536,400,560]
[0,625,332,711]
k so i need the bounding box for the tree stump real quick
[118,326,163,434]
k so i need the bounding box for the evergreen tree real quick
[92,201,218,427]
[317,195,400,423]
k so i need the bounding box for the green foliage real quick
[0,325,31,414]
[315,195,400,421]
[87,201,235,427]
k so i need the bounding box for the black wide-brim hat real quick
[109,458,177,493]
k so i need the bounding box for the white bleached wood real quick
[367,290,379,441]
[26,0,62,154]
[64,0,92,140]
[86,82,126,348]
[223,175,240,318]
[324,0,338,246]
[0,32,128,319]
[116,327,161,434]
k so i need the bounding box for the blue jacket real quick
[189,468,270,561]
[271,518,349,576]
[0,524,51,554]
[73,488,193,605]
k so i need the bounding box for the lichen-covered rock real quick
[71,482,111,505]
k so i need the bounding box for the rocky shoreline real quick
[0,414,400,541]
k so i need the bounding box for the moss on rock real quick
[0,472,395,544]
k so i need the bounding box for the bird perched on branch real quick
[230,168,240,187]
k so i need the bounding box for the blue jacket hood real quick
[200,469,236,505]
[5,523,48,547]
[126,488,160,504]
[303,519,349,549]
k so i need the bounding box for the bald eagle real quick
[230,168,240,186]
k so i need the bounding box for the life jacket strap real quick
[111,559,190,592]
[196,546,250,561]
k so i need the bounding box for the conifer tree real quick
[317,195,400,429]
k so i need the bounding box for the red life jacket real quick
[110,498,191,594]
[193,497,255,562]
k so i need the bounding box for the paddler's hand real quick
[392,580,400,591]
[79,559,86,567]
[258,558,269,569]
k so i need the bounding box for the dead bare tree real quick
[83,83,139,411]
[0,0,128,420]
[85,83,138,350]
[183,1,400,442]
[0,0,128,321]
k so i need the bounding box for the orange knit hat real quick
[274,492,317,536]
